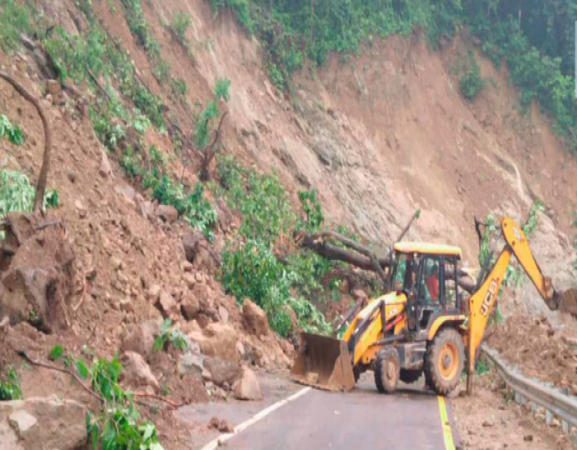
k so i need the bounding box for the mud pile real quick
[487,314,577,388]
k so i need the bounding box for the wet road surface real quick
[179,372,458,450]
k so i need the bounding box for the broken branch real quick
[0,72,52,213]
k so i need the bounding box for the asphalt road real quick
[181,373,459,450]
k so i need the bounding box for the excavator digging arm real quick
[466,216,577,393]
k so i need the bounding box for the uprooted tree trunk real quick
[300,213,476,294]
[200,112,227,182]
[0,71,51,212]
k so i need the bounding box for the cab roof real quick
[394,242,462,258]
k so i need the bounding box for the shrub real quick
[458,52,487,101]
[0,114,24,145]
[153,319,189,352]
[0,368,21,400]
[0,0,31,52]
[171,11,192,47]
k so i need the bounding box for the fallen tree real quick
[299,211,477,294]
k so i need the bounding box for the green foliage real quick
[119,145,217,239]
[479,201,544,289]
[74,354,165,450]
[209,0,254,33]
[0,368,21,400]
[0,170,35,217]
[49,344,65,361]
[120,0,160,57]
[218,156,338,337]
[0,0,31,52]
[289,296,332,335]
[475,357,490,376]
[171,78,188,101]
[0,114,24,145]
[298,190,324,232]
[194,79,231,151]
[457,51,487,101]
[153,319,190,352]
[171,11,192,47]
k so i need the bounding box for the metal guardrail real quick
[481,345,577,435]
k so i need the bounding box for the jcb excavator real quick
[290,217,577,395]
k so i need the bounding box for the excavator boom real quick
[466,217,577,392]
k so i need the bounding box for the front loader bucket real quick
[559,288,577,317]
[290,332,355,392]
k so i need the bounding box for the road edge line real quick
[199,386,312,450]
[437,396,456,450]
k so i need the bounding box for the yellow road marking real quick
[438,396,456,450]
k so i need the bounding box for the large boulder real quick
[181,295,200,321]
[178,351,204,379]
[120,352,159,392]
[182,233,217,272]
[233,367,262,401]
[155,205,178,223]
[242,299,269,337]
[157,291,179,319]
[197,323,239,362]
[204,357,241,386]
[0,213,76,333]
[119,321,157,357]
[0,396,87,450]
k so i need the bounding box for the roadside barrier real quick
[481,345,577,441]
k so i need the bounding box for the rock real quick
[110,256,123,271]
[218,306,229,324]
[115,184,136,203]
[183,233,216,271]
[146,284,162,302]
[99,148,113,179]
[155,205,178,223]
[178,352,204,378]
[204,357,240,386]
[138,200,156,220]
[202,368,212,381]
[120,323,155,357]
[233,367,262,401]
[209,417,233,433]
[120,352,159,391]
[125,297,138,314]
[571,384,577,396]
[200,323,239,362]
[524,435,533,442]
[0,396,87,450]
[181,261,194,272]
[67,171,76,183]
[181,296,200,321]
[182,273,196,289]
[242,299,269,337]
[45,80,62,97]
[157,291,179,318]
[482,420,494,428]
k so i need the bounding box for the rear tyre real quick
[374,347,400,394]
[400,369,422,384]
[424,328,465,396]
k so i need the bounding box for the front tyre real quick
[374,346,400,394]
[424,328,465,396]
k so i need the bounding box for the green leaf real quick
[49,345,64,361]
[141,423,155,441]
[76,359,89,380]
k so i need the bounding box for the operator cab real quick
[390,242,462,336]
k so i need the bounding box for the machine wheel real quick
[400,369,423,384]
[424,328,465,395]
[374,347,400,394]
[353,366,361,383]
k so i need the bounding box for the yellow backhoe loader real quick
[290,217,577,395]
